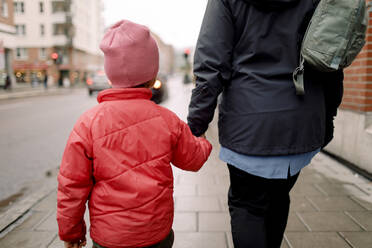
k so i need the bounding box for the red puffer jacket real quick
[57,88,212,248]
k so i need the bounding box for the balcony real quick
[51,35,68,47]
[51,12,66,23]
[51,1,70,13]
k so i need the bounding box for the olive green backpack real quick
[293,0,368,95]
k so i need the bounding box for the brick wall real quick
[341,1,372,112]
[0,0,14,27]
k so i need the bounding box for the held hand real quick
[64,239,86,248]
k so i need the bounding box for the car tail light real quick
[153,80,162,89]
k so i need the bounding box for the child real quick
[57,20,212,248]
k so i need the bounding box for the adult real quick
[4,74,11,90]
[43,73,48,89]
[187,0,344,247]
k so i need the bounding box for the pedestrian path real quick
[0,116,371,247]
[0,84,83,101]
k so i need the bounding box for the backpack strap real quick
[293,56,305,95]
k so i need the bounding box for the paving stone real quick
[300,167,317,176]
[14,210,48,231]
[178,174,216,185]
[48,235,93,248]
[0,211,25,233]
[316,183,367,196]
[354,183,372,195]
[326,174,369,185]
[215,175,231,185]
[175,196,221,212]
[289,197,317,212]
[197,184,228,196]
[298,212,362,231]
[345,211,372,231]
[286,213,308,231]
[173,185,196,196]
[199,213,230,231]
[290,183,324,196]
[0,230,55,248]
[286,232,350,248]
[35,211,58,231]
[281,237,290,248]
[307,196,365,211]
[350,195,372,210]
[298,172,330,184]
[173,232,227,248]
[199,158,228,174]
[33,192,57,211]
[226,232,233,248]
[172,213,197,232]
[325,161,356,175]
[219,196,229,212]
[340,232,372,248]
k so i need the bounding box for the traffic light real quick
[51,52,58,63]
[184,48,190,59]
[51,52,62,64]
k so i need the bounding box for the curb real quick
[0,178,57,235]
[0,87,85,101]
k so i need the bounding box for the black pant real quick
[227,164,299,248]
[92,229,174,248]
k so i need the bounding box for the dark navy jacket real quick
[187,0,344,155]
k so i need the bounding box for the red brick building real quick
[325,0,372,175]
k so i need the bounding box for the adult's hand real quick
[64,240,86,248]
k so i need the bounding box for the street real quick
[0,88,97,208]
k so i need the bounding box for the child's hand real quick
[64,239,86,248]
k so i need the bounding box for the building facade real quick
[324,0,372,175]
[12,0,104,86]
[0,0,15,87]
[151,32,175,76]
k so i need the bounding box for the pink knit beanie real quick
[100,20,159,88]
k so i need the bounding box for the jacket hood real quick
[243,0,300,9]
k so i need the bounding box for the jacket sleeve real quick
[187,0,234,136]
[57,119,93,243]
[172,119,212,172]
[323,70,344,148]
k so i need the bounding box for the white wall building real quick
[12,0,104,85]
[0,0,15,87]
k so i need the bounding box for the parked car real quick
[87,71,168,103]
[151,74,168,104]
[86,71,111,96]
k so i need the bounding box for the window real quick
[52,1,68,13]
[16,48,28,60]
[1,0,9,17]
[14,1,24,13]
[39,2,44,13]
[39,48,46,60]
[40,24,45,36]
[53,23,66,35]
[15,24,26,36]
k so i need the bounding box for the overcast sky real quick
[103,0,208,49]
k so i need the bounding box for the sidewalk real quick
[0,84,85,101]
[0,119,371,248]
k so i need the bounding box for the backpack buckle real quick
[293,66,305,95]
